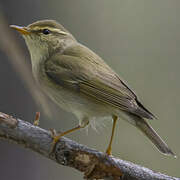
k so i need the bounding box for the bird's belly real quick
[48,86,111,120]
[38,74,112,120]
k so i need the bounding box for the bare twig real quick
[0,112,178,180]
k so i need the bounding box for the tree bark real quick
[0,112,178,180]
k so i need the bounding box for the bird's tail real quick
[133,116,176,157]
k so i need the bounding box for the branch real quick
[0,112,178,180]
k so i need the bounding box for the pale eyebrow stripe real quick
[32,26,68,35]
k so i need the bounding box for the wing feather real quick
[45,45,155,119]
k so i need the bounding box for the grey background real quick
[0,0,179,179]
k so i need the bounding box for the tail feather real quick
[135,117,176,157]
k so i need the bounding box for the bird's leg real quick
[50,118,89,153]
[33,112,40,126]
[106,115,118,155]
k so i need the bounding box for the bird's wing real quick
[45,45,155,119]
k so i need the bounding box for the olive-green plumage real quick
[11,20,175,157]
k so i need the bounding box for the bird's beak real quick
[10,25,30,35]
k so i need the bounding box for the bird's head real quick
[10,20,76,61]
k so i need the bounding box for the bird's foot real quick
[49,129,64,153]
[49,125,85,154]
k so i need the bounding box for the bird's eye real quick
[42,29,51,35]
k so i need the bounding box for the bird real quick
[10,20,175,156]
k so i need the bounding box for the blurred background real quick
[0,0,179,179]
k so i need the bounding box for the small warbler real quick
[10,20,175,156]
